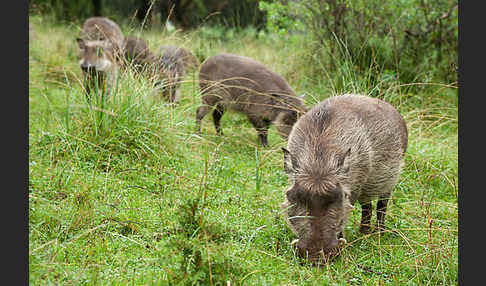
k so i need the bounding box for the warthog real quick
[157,45,200,72]
[76,17,124,98]
[121,39,186,103]
[281,94,408,264]
[196,53,307,146]
[122,36,154,73]
[149,45,187,103]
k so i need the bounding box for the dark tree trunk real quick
[159,0,172,24]
[137,0,152,28]
[93,0,102,16]
[160,0,203,29]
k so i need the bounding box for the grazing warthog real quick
[76,17,124,98]
[122,36,154,73]
[121,39,186,103]
[157,45,200,72]
[196,53,307,146]
[281,94,408,264]
[149,45,187,103]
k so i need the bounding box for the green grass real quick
[29,15,457,285]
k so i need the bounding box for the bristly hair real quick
[294,170,339,198]
[289,142,350,198]
[286,181,343,206]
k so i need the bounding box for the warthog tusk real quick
[290,239,300,246]
[338,237,347,245]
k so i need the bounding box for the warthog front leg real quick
[196,105,211,134]
[376,197,389,233]
[212,104,225,135]
[248,116,271,146]
[359,201,372,234]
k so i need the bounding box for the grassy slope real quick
[29,15,457,285]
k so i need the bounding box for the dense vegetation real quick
[28,0,266,29]
[29,1,457,284]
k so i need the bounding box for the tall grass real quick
[29,14,457,285]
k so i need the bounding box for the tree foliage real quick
[29,0,98,23]
[259,0,458,84]
[29,0,266,29]
[29,0,457,85]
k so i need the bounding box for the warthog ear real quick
[286,185,313,205]
[76,38,86,50]
[282,147,298,173]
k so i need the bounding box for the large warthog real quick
[196,53,307,146]
[281,94,408,264]
[76,17,124,98]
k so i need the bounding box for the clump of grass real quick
[162,161,247,285]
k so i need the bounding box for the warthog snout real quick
[292,237,347,265]
[80,63,96,74]
[294,212,343,264]
[296,237,340,263]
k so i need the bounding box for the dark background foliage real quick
[29,0,457,89]
[28,0,266,29]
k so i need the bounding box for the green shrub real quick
[259,0,458,87]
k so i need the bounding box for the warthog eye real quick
[286,186,310,205]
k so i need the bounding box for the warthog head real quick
[77,38,116,80]
[281,147,354,264]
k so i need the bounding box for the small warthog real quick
[281,94,408,264]
[76,17,124,98]
[157,45,200,72]
[196,53,307,146]
[149,45,187,103]
[122,36,154,73]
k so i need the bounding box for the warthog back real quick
[158,45,200,72]
[196,53,306,146]
[281,94,408,264]
[79,17,124,49]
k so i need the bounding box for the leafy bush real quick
[29,0,97,23]
[259,0,458,85]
